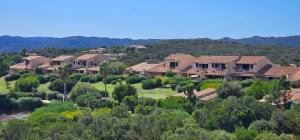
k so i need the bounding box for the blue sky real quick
[0,0,299,39]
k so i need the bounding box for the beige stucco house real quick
[9,55,50,73]
[73,54,106,74]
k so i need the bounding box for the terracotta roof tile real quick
[126,62,161,72]
[23,55,43,60]
[196,56,240,63]
[237,56,266,64]
[51,55,74,61]
[165,53,196,61]
[264,65,300,78]
[75,54,98,61]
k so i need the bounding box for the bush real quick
[136,97,156,106]
[248,120,277,133]
[0,95,18,113]
[105,75,124,84]
[290,80,300,88]
[70,83,107,101]
[80,74,102,83]
[48,74,59,82]
[134,105,155,115]
[34,67,44,74]
[217,80,243,98]
[36,75,50,84]
[34,91,47,100]
[161,96,188,109]
[69,73,86,82]
[48,79,76,93]
[15,76,40,92]
[4,73,20,81]
[111,80,117,85]
[111,105,129,118]
[234,127,257,140]
[126,75,145,84]
[112,83,137,102]
[165,70,175,77]
[196,79,222,91]
[75,93,102,107]
[46,92,58,100]
[241,79,254,88]
[7,91,30,99]
[88,99,113,109]
[18,97,43,111]
[142,79,160,89]
[245,80,273,99]
[254,132,280,140]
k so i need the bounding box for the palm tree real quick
[99,62,110,93]
[58,63,72,101]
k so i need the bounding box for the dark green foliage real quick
[136,97,156,106]
[75,93,102,107]
[15,76,40,92]
[48,79,76,93]
[111,105,130,118]
[0,52,22,77]
[254,132,280,140]
[46,92,58,100]
[88,99,113,109]
[142,79,160,89]
[36,75,50,84]
[192,96,273,132]
[111,80,117,85]
[160,96,189,110]
[134,105,155,115]
[248,120,277,133]
[18,97,43,111]
[104,75,124,84]
[165,70,175,77]
[217,80,243,98]
[80,74,102,83]
[112,83,137,102]
[7,91,29,99]
[69,73,85,82]
[48,74,59,82]
[34,67,44,75]
[107,61,126,75]
[290,80,300,88]
[34,91,47,100]
[126,74,145,84]
[0,95,18,113]
[4,73,20,81]
[70,83,107,101]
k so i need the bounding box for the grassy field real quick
[90,82,176,99]
[0,77,175,99]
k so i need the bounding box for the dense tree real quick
[268,76,291,108]
[217,80,243,98]
[99,62,110,92]
[245,79,273,99]
[14,75,40,92]
[112,82,137,102]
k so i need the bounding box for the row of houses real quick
[9,54,109,74]
[126,53,300,81]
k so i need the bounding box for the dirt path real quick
[0,112,30,122]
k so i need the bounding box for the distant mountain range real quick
[0,36,161,52]
[1,35,300,52]
[220,35,300,48]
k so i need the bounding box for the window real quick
[170,61,178,68]
[198,64,208,69]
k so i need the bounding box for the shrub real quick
[48,79,76,93]
[111,105,129,118]
[112,83,137,102]
[254,132,280,140]
[70,83,106,101]
[241,79,254,88]
[80,74,102,83]
[7,91,29,99]
[126,75,145,84]
[165,70,175,77]
[136,97,156,106]
[107,62,126,75]
[0,95,18,113]
[48,74,59,82]
[248,120,277,133]
[34,91,47,100]
[46,92,58,100]
[15,76,40,92]
[196,79,222,91]
[217,80,243,98]
[69,73,86,82]
[36,75,50,84]
[88,99,113,109]
[111,80,117,85]
[290,80,300,88]
[75,93,102,107]
[245,80,273,99]
[91,108,112,118]
[161,96,188,109]
[4,73,20,81]
[134,105,155,115]
[142,79,160,89]
[105,75,124,84]
[234,127,257,140]
[34,67,44,74]
[18,97,43,111]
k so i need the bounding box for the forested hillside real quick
[119,39,300,66]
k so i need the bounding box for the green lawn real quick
[91,82,176,99]
[0,76,176,99]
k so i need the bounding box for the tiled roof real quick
[175,88,217,101]
[88,67,100,72]
[196,56,240,63]
[165,53,196,61]
[9,63,26,69]
[147,64,181,73]
[290,88,300,101]
[51,55,74,61]
[264,65,300,78]
[23,55,43,61]
[75,54,98,61]
[292,70,300,81]
[38,63,50,69]
[237,56,266,64]
[126,62,161,72]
